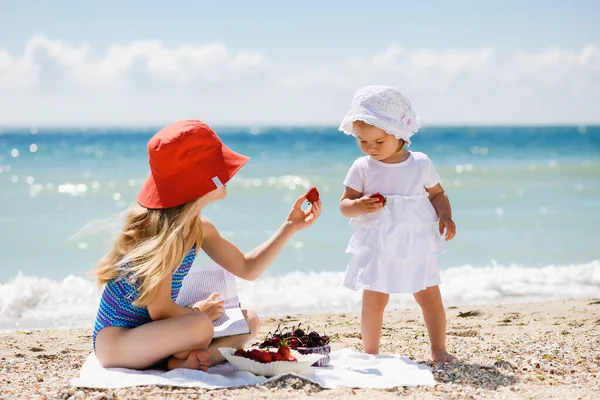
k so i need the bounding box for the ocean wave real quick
[1,261,599,332]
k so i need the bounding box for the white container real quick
[218,347,326,377]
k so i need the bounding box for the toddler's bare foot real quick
[432,349,456,363]
[167,349,211,371]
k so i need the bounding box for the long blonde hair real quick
[94,201,202,307]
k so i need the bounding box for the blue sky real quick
[1,0,599,125]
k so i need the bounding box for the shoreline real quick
[3,260,600,334]
[1,298,599,399]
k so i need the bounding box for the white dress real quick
[342,151,445,294]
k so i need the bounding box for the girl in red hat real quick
[91,120,322,371]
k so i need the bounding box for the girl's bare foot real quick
[432,349,456,363]
[167,349,211,371]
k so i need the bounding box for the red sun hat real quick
[137,119,250,209]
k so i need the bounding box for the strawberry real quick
[248,349,263,362]
[256,351,272,363]
[287,356,298,362]
[271,352,285,362]
[369,193,387,207]
[234,348,246,357]
[278,345,291,359]
[306,187,320,204]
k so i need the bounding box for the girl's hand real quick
[439,217,456,241]
[286,194,322,232]
[355,196,383,214]
[193,292,224,321]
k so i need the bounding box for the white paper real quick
[176,264,250,338]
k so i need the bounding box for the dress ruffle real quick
[343,194,444,294]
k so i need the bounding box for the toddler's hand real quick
[355,196,383,214]
[439,217,456,241]
[193,292,225,321]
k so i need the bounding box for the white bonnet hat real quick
[338,85,420,145]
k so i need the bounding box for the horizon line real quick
[1,122,599,130]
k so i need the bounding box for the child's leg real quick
[95,312,214,370]
[413,285,455,362]
[206,309,261,365]
[361,289,389,354]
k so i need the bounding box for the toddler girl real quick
[338,86,456,362]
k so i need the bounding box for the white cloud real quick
[344,45,496,92]
[0,48,39,88]
[307,43,600,93]
[277,43,600,124]
[0,35,269,88]
[351,44,495,74]
[0,36,598,125]
[230,51,269,70]
[509,45,600,89]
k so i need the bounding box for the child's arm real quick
[340,186,382,218]
[147,274,225,321]
[146,273,198,320]
[200,194,321,281]
[426,183,456,241]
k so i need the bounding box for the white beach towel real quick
[72,348,435,389]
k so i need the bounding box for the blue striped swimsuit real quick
[92,244,197,349]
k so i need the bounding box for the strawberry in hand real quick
[306,187,320,204]
[286,190,322,232]
[369,193,387,207]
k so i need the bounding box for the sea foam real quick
[1,261,599,332]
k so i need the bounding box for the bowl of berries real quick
[219,345,325,377]
[258,324,332,367]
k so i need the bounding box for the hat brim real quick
[338,109,419,145]
[137,144,250,209]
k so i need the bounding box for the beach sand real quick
[1,299,599,399]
